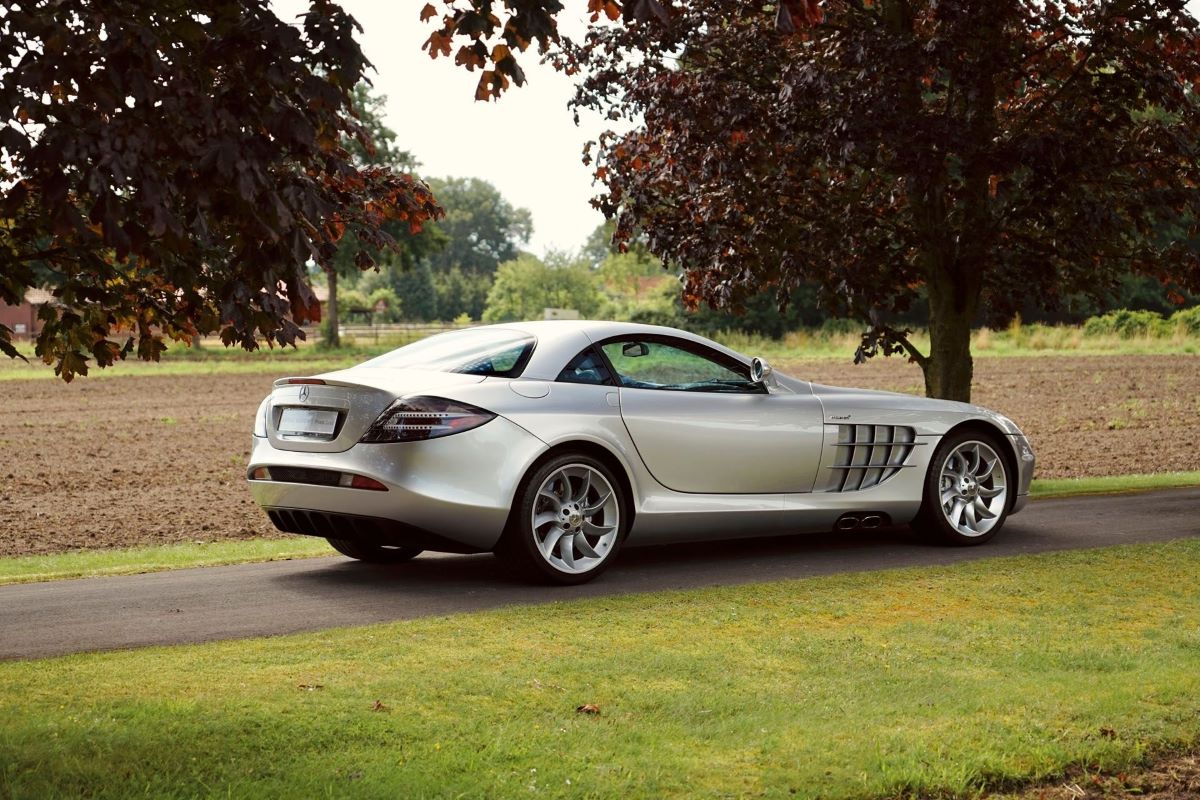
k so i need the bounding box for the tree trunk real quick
[923,271,977,402]
[326,270,340,348]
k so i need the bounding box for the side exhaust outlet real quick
[835,515,860,531]
[834,512,892,532]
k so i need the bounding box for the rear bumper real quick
[263,508,484,553]
[246,416,547,552]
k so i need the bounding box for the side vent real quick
[823,424,917,492]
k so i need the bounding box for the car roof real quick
[473,319,751,381]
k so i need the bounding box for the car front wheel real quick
[501,454,627,585]
[917,431,1011,545]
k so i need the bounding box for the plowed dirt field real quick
[1,354,1195,557]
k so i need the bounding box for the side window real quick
[455,341,531,377]
[556,348,614,385]
[599,340,761,393]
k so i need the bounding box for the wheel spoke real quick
[570,469,592,505]
[539,528,564,559]
[949,455,968,479]
[539,472,567,505]
[949,499,966,527]
[559,534,576,568]
[941,488,958,507]
[582,491,611,515]
[978,485,1004,498]
[963,499,978,531]
[574,534,599,558]
[582,520,614,536]
[976,456,995,479]
[974,498,997,520]
[533,512,560,530]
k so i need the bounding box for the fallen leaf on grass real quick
[576,704,601,715]
[297,684,324,691]
[371,700,389,712]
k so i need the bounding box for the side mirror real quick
[622,341,649,358]
[750,357,773,384]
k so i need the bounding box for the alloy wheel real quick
[938,440,1008,537]
[531,464,620,574]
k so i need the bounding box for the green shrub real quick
[337,289,370,314]
[818,318,862,336]
[1082,309,1168,338]
[368,288,402,322]
[1170,305,1200,335]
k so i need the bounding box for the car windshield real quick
[359,328,536,378]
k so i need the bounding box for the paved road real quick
[2,489,1197,660]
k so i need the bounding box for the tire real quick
[915,429,1012,546]
[500,453,628,585]
[326,538,423,563]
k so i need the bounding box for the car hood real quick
[808,383,1023,436]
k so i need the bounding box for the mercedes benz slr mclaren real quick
[247,321,1035,584]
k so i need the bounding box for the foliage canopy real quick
[0,0,440,379]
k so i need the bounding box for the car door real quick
[598,336,824,494]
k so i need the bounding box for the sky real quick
[271,1,611,258]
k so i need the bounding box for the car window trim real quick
[590,333,766,395]
[450,335,537,379]
[554,345,616,386]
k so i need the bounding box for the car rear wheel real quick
[326,538,423,563]
[501,454,627,585]
[916,431,1011,545]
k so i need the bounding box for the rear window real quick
[360,329,536,378]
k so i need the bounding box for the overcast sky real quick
[272,1,610,258]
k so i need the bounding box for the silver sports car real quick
[248,321,1035,584]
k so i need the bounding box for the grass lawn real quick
[0,537,334,585]
[0,472,1194,587]
[1,540,1198,798]
[1029,471,1200,498]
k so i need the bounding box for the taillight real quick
[360,396,496,443]
[253,398,270,438]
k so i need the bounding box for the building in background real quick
[0,289,53,339]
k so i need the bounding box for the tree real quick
[483,253,602,322]
[423,1,1200,402]
[597,251,670,319]
[582,219,651,268]
[393,262,440,322]
[427,177,533,276]
[433,266,492,321]
[0,1,440,380]
[323,84,444,346]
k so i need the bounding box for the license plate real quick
[278,408,339,438]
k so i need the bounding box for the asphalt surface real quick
[1,488,1197,660]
